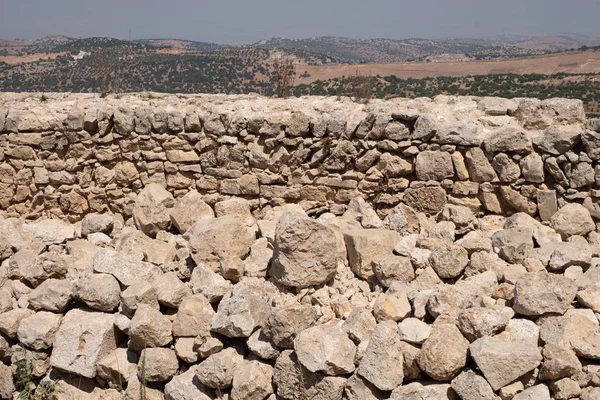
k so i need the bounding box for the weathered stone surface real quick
[74,273,121,312]
[17,311,62,351]
[129,304,173,349]
[50,309,117,378]
[415,151,454,181]
[28,278,72,312]
[483,126,532,153]
[550,203,595,238]
[451,369,495,400]
[186,215,252,271]
[344,228,398,279]
[513,272,578,316]
[211,290,269,338]
[458,307,510,341]
[357,320,405,391]
[390,382,455,400]
[132,183,175,237]
[164,366,214,400]
[263,303,318,348]
[403,186,447,215]
[513,384,550,400]
[270,212,339,288]
[539,343,582,380]
[97,348,139,386]
[465,147,497,182]
[470,336,542,390]
[139,348,179,382]
[231,360,274,400]
[534,127,580,155]
[418,323,469,382]
[428,243,469,279]
[371,254,415,287]
[169,190,214,234]
[294,324,356,375]
[196,347,243,389]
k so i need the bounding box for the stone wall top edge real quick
[0,92,592,136]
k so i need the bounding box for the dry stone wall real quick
[4,93,600,400]
[1,92,600,223]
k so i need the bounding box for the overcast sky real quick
[1,0,600,44]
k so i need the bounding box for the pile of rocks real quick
[2,182,600,400]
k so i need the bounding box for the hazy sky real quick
[2,0,600,44]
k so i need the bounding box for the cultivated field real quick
[297,49,600,83]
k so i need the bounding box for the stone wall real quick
[1,92,600,223]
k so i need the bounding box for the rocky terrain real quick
[1,93,600,399]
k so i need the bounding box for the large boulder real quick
[270,212,339,288]
[132,183,175,237]
[50,309,117,378]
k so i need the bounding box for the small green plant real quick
[14,355,33,398]
[33,380,58,400]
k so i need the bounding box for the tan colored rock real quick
[16,311,61,351]
[164,366,214,400]
[418,323,469,382]
[169,190,214,234]
[271,212,339,287]
[513,272,578,316]
[428,243,469,279]
[51,309,117,378]
[551,203,595,238]
[230,360,274,400]
[344,228,398,279]
[196,347,243,389]
[358,320,405,391]
[132,183,175,237]
[415,151,454,181]
[373,292,411,322]
[139,348,179,382]
[97,348,139,386]
[28,278,72,312]
[186,215,252,272]
[470,336,542,390]
[129,304,173,350]
[211,290,269,338]
[403,186,447,215]
[74,273,121,312]
[451,369,495,400]
[371,254,415,287]
[263,303,318,348]
[294,324,356,375]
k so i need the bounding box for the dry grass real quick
[296,50,600,83]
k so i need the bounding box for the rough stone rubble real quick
[0,93,600,399]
